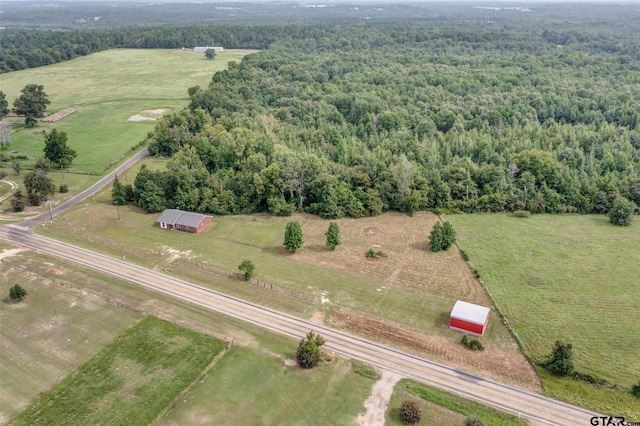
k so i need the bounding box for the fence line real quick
[181,259,313,302]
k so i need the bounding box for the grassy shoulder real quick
[387,379,528,426]
[445,213,640,416]
[8,315,226,426]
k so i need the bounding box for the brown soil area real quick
[295,211,488,304]
[331,308,541,391]
[41,108,76,123]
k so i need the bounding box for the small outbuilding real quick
[449,300,490,336]
[156,209,212,234]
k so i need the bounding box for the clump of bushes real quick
[429,221,456,252]
[632,380,640,399]
[59,183,69,193]
[461,335,484,351]
[399,398,422,424]
[513,210,531,218]
[465,417,485,426]
[366,248,387,258]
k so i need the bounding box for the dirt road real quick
[0,225,602,425]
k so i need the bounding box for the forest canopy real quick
[121,22,640,218]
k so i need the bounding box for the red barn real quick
[156,209,212,234]
[449,300,490,336]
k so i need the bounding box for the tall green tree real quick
[325,221,341,250]
[0,122,10,167]
[12,84,50,127]
[295,331,325,369]
[23,169,55,203]
[609,197,636,226]
[112,174,127,205]
[43,129,77,169]
[284,220,303,253]
[0,91,9,119]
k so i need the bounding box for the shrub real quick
[399,398,422,424]
[461,335,485,351]
[631,380,640,399]
[513,210,531,218]
[238,259,255,281]
[27,192,42,206]
[295,331,326,369]
[429,221,456,252]
[465,417,485,426]
[59,183,69,193]
[460,250,469,261]
[366,248,377,258]
[9,284,27,302]
[609,197,636,226]
[11,191,25,212]
[545,340,574,377]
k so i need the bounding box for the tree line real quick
[109,23,639,219]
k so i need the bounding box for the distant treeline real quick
[2,10,640,74]
[107,23,640,218]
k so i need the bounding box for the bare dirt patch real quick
[331,309,541,391]
[356,370,402,426]
[128,108,170,122]
[41,108,76,123]
[295,212,486,302]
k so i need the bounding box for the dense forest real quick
[117,23,640,218]
[3,3,639,218]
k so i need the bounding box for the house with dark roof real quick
[156,209,212,234]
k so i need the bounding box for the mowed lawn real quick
[9,315,225,426]
[0,48,255,175]
[446,213,640,414]
[0,248,139,422]
[160,338,375,426]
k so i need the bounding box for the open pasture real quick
[0,48,255,175]
[446,213,640,415]
[9,315,225,426]
[37,182,539,390]
[0,248,139,423]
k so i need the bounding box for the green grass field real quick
[9,315,225,426]
[0,249,140,422]
[445,213,640,416]
[160,338,375,425]
[0,48,255,176]
[386,379,528,426]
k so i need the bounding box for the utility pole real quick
[48,199,53,221]
[523,185,528,207]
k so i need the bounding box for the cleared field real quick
[446,213,640,416]
[0,248,139,423]
[0,48,255,176]
[160,342,375,425]
[386,379,528,426]
[9,315,225,426]
[36,177,540,390]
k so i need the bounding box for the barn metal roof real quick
[156,209,210,228]
[450,300,490,325]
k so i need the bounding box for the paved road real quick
[18,147,148,228]
[0,225,601,425]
